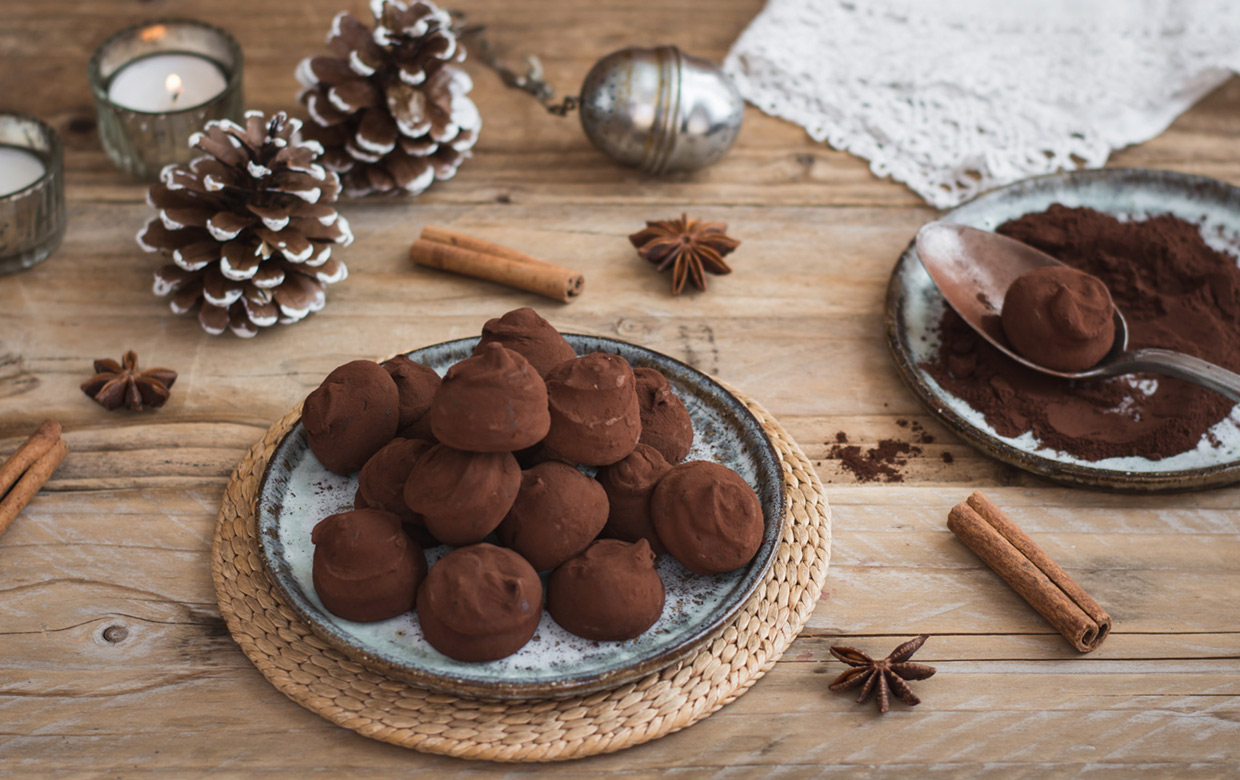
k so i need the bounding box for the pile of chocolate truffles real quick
[303,308,766,662]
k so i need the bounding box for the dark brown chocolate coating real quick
[403,444,520,546]
[543,353,641,466]
[651,460,764,575]
[473,307,577,378]
[596,443,671,554]
[311,509,426,622]
[429,343,550,453]
[496,461,609,571]
[633,367,694,463]
[358,438,432,520]
[352,486,439,549]
[303,360,400,475]
[383,355,441,439]
[547,539,665,641]
[417,543,542,662]
[1001,265,1116,372]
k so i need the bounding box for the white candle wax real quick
[107,53,228,113]
[0,146,46,197]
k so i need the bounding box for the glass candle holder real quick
[88,19,244,179]
[0,114,65,275]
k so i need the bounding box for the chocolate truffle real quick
[311,509,426,622]
[354,486,439,549]
[651,461,764,575]
[303,360,400,475]
[1001,265,1116,372]
[543,353,642,466]
[596,444,671,554]
[496,461,609,571]
[383,355,441,440]
[633,367,694,463]
[473,307,577,378]
[358,438,432,520]
[417,543,542,662]
[404,444,520,546]
[429,343,550,452]
[548,539,665,641]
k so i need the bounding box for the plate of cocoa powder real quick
[887,168,1240,490]
[255,329,785,698]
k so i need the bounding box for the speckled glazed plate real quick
[256,334,784,699]
[887,168,1240,491]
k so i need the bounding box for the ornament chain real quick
[451,12,578,117]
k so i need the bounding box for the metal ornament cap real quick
[578,46,743,175]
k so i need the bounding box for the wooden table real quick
[3,1,1238,775]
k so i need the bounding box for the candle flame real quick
[166,73,184,102]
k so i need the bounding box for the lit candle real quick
[0,146,46,197]
[106,53,228,113]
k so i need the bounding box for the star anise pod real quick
[81,351,178,412]
[828,635,936,713]
[629,214,740,295]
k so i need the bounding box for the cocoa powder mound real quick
[924,205,1240,462]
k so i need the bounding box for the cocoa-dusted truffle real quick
[417,543,542,662]
[358,438,432,520]
[633,367,694,463]
[429,343,550,452]
[1001,265,1116,372]
[303,360,400,474]
[547,539,665,641]
[652,461,764,575]
[543,353,641,466]
[383,355,441,440]
[404,444,520,546]
[596,444,671,554]
[354,486,439,549]
[473,307,577,378]
[496,461,609,571]
[311,509,426,622]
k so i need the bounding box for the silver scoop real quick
[914,221,1240,402]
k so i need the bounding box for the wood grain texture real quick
[1,0,1238,775]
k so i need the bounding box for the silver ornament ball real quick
[578,46,744,175]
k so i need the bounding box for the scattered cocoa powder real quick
[924,205,1240,462]
[828,432,923,482]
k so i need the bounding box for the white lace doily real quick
[724,0,1240,208]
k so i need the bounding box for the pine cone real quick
[296,0,480,198]
[138,111,353,338]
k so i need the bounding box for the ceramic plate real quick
[257,334,784,699]
[886,168,1240,491]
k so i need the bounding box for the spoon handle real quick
[1115,349,1240,402]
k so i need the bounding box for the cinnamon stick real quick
[948,491,1111,652]
[411,230,584,303]
[420,226,560,269]
[0,432,68,540]
[0,419,60,499]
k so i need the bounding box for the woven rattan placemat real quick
[211,386,831,762]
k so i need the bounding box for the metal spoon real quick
[914,221,1240,402]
